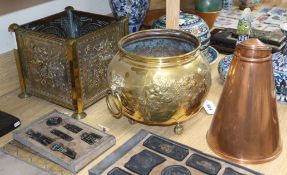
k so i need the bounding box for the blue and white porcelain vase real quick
[272,23,287,103]
[110,0,149,33]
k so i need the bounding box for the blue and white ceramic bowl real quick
[152,13,218,64]
[110,0,149,33]
[202,46,218,65]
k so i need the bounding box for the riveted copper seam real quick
[236,53,272,62]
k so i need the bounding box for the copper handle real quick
[106,90,123,119]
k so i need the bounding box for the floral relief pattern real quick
[138,71,210,122]
[23,35,73,106]
[77,26,122,107]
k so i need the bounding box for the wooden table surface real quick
[0,50,286,175]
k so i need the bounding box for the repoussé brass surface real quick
[9,7,128,117]
[107,29,212,126]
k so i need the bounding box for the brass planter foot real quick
[71,112,87,120]
[128,118,136,125]
[174,123,183,135]
[18,92,31,99]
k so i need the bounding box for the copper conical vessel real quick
[207,39,282,164]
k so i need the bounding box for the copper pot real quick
[207,39,282,164]
[106,29,211,126]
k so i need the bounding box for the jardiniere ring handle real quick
[106,90,123,119]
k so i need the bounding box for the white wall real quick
[0,0,112,54]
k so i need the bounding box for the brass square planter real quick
[9,7,128,119]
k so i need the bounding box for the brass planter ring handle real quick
[106,90,123,119]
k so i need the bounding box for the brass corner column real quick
[66,39,86,119]
[8,23,31,99]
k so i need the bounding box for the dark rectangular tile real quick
[51,129,73,141]
[143,136,189,161]
[64,123,83,133]
[124,149,166,175]
[186,154,221,175]
[223,168,246,175]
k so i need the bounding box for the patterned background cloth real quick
[214,7,287,32]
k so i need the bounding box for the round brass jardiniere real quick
[106,29,211,133]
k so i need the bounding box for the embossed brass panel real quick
[9,7,128,116]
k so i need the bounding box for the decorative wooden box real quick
[9,7,128,118]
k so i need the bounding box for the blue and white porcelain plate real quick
[152,13,211,49]
[202,46,218,65]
